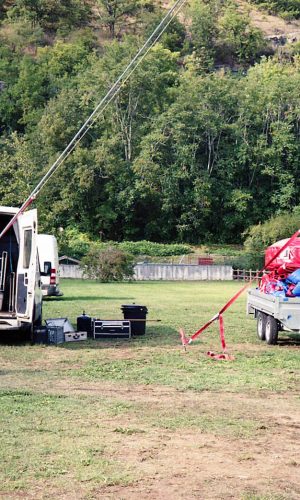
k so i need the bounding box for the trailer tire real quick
[257,311,267,341]
[265,315,278,345]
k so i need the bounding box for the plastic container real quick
[121,304,148,335]
[45,317,74,333]
[77,311,93,338]
[47,325,65,345]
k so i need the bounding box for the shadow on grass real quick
[0,331,29,345]
[0,325,179,348]
[277,333,300,346]
[61,325,179,350]
[44,296,136,302]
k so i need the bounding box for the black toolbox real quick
[94,320,131,339]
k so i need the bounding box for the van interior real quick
[0,215,19,314]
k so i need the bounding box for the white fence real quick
[60,264,83,279]
[134,264,233,281]
[60,263,233,281]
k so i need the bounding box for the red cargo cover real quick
[265,237,300,272]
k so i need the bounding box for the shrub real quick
[56,231,192,260]
[116,240,192,257]
[81,245,134,282]
[230,252,264,270]
[243,208,300,254]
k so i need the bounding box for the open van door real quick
[16,209,38,323]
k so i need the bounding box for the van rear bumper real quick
[0,317,21,330]
[42,285,63,297]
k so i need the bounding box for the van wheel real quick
[25,306,42,343]
[265,315,278,345]
[257,312,267,341]
[34,307,42,328]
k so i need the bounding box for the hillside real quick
[246,3,300,40]
[0,0,300,248]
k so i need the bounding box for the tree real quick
[0,132,36,206]
[188,0,219,70]
[31,38,180,239]
[4,0,92,33]
[95,0,153,38]
[218,6,266,63]
[133,69,240,242]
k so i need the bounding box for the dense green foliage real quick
[115,241,192,256]
[58,227,192,259]
[0,0,299,249]
[250,0,300,19]
[244,207,300,253]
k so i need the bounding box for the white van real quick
[37,234,63,297]
[0,206,42,333]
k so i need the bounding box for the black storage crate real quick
[33,325,65,345]
[94,320,131,339]
[47,326,65,345]
[121,305,148,335]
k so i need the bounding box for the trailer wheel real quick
[257,312,267,341]
[265,315,278,345]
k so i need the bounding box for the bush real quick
[218,7,266,63]
[116,240,192,257]
[56,230,192,260]
[81,245,134,282]
[243,208,300,254]
[230,252,264,270]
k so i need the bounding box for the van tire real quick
[257,312,267,341]
[265,315,278,345]
[25,305,42,343]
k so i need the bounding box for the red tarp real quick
[265,237,300,272]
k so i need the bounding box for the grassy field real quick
[0,279,299,499]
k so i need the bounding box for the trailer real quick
[247,288,300,344]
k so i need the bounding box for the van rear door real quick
[16,209,38,323]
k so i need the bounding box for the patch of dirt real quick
[1,376,299,499]
[249,7,300,40]
[98,428,300,500]
[238,1,300,41]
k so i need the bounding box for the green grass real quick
[0,279,299,497]
[0,389,134,491]
[38,279,300,393]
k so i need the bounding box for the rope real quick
[0,0,188,241]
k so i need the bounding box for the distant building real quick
[59,255,80,265]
